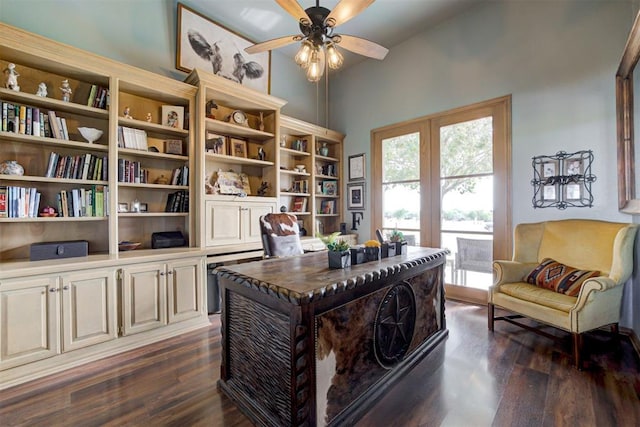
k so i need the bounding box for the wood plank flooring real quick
[1,301,639,426]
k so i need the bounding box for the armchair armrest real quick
[492,260,537,287]
[572,276,617,311]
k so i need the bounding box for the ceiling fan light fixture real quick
[325,42,344,70]
[306,47,325,82]
[295,39,314,68]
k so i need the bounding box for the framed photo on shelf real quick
[205,132,227,155]
[291,197,307,213]
[347,183,365,210]
[348,153,365,181]
[161,105,184,130]
[118,202,129,213]
[176,3,271,94]
[322,180,337,196]
[230,138,247,158]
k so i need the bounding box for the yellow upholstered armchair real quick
[489,219,638,368]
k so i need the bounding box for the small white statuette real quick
[36,82,48,97]
[3,63,20,92]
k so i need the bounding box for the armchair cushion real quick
[524,258,600,297]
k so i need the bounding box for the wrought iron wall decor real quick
[531,150,596,209]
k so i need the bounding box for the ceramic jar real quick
[0,160,24,176]
[319,142,329,157]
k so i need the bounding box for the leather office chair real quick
[259,213,304,257]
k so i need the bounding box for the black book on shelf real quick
[165,192,176,212]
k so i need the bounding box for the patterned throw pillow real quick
[523,258,600,297]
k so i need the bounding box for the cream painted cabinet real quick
[121,256,204,335]
[121,262,167,336]
[167,257,204,324]
[61,269,118,352]
[0,276,59,370]
[0,268,117,371]
[204,197,276,247]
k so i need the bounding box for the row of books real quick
[46,152,108,181]
[171,166,189,186]
[56,186,108,217]
[86,85,109,109]
[118,159,148,184]
[1,101,70,140]
[0,186,41,218]
[117,126,148,151]
[165,190,188,212]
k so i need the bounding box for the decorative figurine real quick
[60,79,72,102]
[3,63,20,91]
[258,112,265,131]
[35,82,48,97]
[146,113,152,122]
[258,147,265,161]
[123,106,132,119]
[257,181,270,196]
[205,100,218,119]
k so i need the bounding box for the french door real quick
[372,96,511,303]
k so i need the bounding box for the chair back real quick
[260,213,304,257]
[455,237,493,274]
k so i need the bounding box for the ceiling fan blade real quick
[245,35,302,54]
[276,0,311,26]
[325,0,375,28]
[336,34,389,60]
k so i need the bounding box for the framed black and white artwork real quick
[177,3,270,94]
[347,183,365,210]
[348,153,365,181]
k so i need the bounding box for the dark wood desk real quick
[216,247,448,426]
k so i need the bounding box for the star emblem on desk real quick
[374,282,416,368]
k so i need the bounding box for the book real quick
[25,107,32,135]
[32,108,40,137]
[95,185,104,216]
[45,152,58,178]
[18,105,26,134]
[48,111,61,139]
[0,186,6,217]
[59,117,69,140]
[87,85,98,107]
[1,102,7,132]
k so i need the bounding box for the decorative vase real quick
[319,142,329,157]
[0,160,24,176]
[328,250,351,269]
[393,241,408,255]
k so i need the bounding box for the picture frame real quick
[164,139,184,155]
[348,153,365,181]
[230,138,247,158]
[347,183,365,210]
[139,203,149,213]
[177,3,271,94]
[542,184,557,202]
[322,180,338,196]
[541,160,558,178]
[205,132,227,155]
[565,183,583,201]
[564,158,583,175]
[118,202,129,213]
[161,105,184,130]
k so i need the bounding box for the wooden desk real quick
[216,247,449,426]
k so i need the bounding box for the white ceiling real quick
[184,0,483,69]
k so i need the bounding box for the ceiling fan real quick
[245,0,389,81]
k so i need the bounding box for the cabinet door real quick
[0,277,59,370]
[121,263,167,335]
[61,269,117,352]
[167,257,203,324]
[205,201,242,246]
[243,202,276,243]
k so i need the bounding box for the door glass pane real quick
[440,118,493,289]
[382,132,420,243]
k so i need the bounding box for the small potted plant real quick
[363,239,381,262]
[389,229,408,255]
[318,232,351,269]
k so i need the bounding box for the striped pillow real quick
[524,258,600,297]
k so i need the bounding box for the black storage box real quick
[151,231,186,249]
[30,240,89,261]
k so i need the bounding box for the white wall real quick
[331,0,640,331]
[0,0,321,123]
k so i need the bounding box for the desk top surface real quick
[216,246,448,304]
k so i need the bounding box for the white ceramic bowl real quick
[77,127,103,143]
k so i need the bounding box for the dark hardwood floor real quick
[1,301,639,426]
